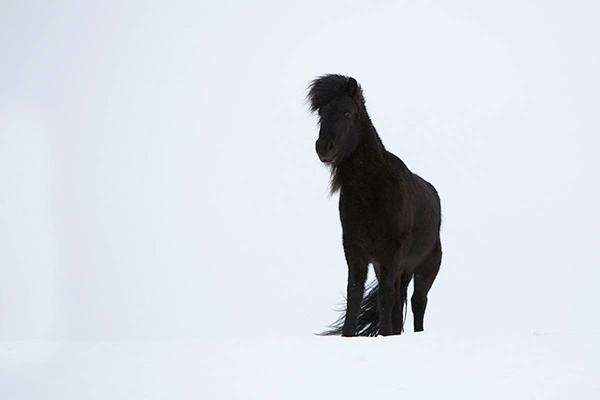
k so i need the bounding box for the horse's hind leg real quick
[412,242,442,332]
[392,272,411,335]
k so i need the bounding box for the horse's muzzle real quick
[316,139,336,163]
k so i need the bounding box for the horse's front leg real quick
[342,245,368,337]
[375,263,396,336]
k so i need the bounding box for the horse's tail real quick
[321,281,382,336]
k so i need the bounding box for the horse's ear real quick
[347,77,358,97]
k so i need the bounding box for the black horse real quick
[308,74,442,336]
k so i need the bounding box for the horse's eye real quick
[344,112,352,119]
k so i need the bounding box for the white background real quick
[1,1,599,397]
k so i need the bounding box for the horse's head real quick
[308,75,364,165]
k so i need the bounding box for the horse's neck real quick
[337,124,388,189]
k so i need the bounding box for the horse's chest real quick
[339,191,397,244]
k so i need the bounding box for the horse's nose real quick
[327,141,335,154]
[316,138,336,163]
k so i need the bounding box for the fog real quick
[1,0,599,340]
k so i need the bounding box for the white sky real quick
[1,0,599,339]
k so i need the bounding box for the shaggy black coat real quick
[308,74,442,336]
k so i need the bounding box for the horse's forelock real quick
[307,74,364,113]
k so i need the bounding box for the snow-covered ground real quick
[2,334,599,399]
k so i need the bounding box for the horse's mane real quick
[306,74,365,113]
[307,74,376,195]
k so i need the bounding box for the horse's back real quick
[412,173,441,226]
[386,151,441,260]
[386,152,440,216]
